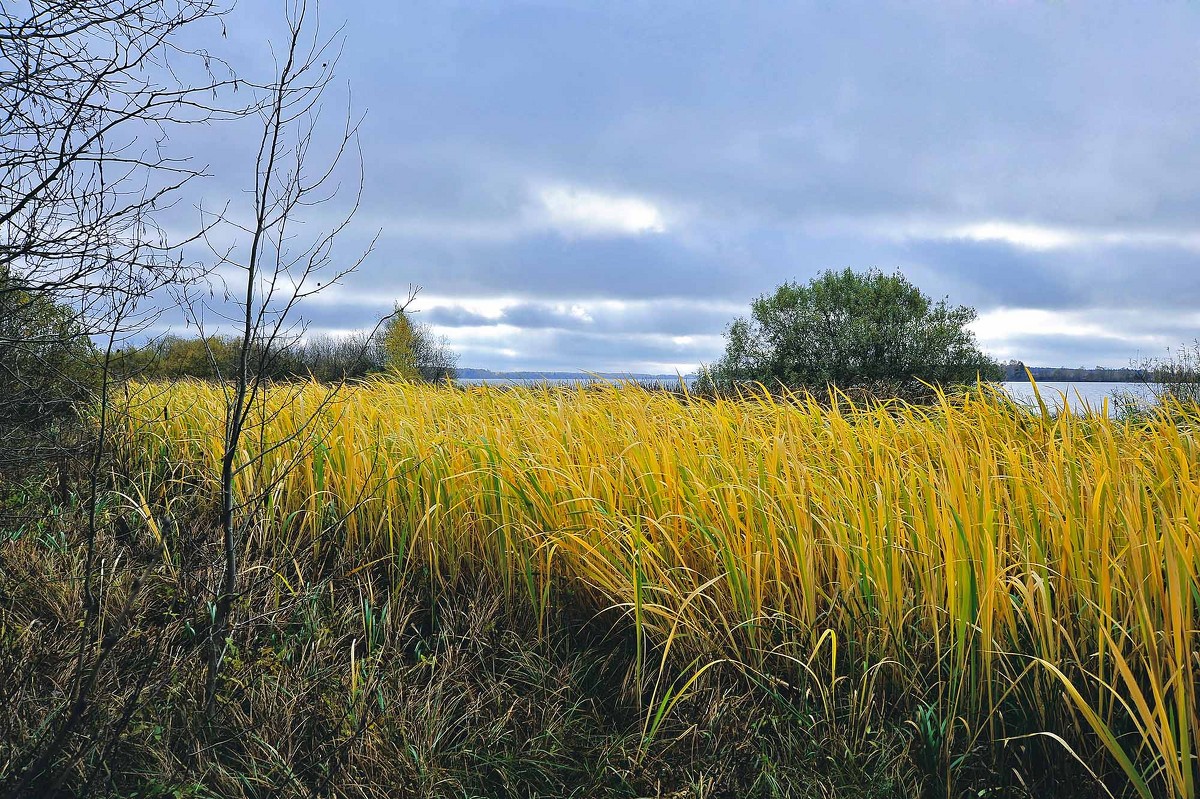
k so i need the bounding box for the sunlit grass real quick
[117,379,1199,797]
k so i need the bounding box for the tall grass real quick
[117,379,1199,797]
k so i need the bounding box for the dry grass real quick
[0,503,915,798]
[103,379,1200,798]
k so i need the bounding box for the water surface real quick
[458,377,1145,414]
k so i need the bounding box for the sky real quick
[173,1,1200,373]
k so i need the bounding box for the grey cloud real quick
[904,239,1200,312]
[342,2,1200,230]
[428,300,737,336]
[498,303,578,330]
[900,240,1078,310]
[375,233,750,302]
[146,3,1200,370]
[422,306,495,327]
[451,328,718,373]
[993,334,1154,369]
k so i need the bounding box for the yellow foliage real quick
[377,309,422,380]
[117,380,1200,797]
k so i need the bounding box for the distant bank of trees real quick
[1,287,457,471]
[1002,361,1146,382]
[111,309,458,383]
[0,289,460,388]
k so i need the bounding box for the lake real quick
[1001,381,1143,413]
[460,377,1143,413]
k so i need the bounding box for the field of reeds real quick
[113,380,1199,798]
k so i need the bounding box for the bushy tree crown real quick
[706,268,1001,396]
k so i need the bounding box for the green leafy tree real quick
[153,334,241,380]
[705,268,1001,396]
[0,277,99,471]
[0,283,98,417]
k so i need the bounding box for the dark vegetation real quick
[0,278,99,480]
[3,466,1125,799]
[1,493,933,799]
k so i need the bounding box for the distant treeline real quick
[112,320,458,384]
[1002,361,1144,382]
[459,364,1148,385]
[110,345,1149,386]
[455,368,690,382]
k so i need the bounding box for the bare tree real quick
[1114,340,1200,418]
[1,1,240,296]
[0,0,249,486]
[0,3,245,792]
[173,0,397,706]
[1,2,412,789]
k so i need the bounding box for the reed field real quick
[115,379,1200,798]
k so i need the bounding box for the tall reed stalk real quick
[118,379,1200,797]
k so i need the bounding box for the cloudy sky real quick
[182,1,1200,372]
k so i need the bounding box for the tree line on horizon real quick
[0,284,458,389]
[1001,362,1147,382]
[111,309,460,383]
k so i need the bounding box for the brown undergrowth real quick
[0,484,930,799]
